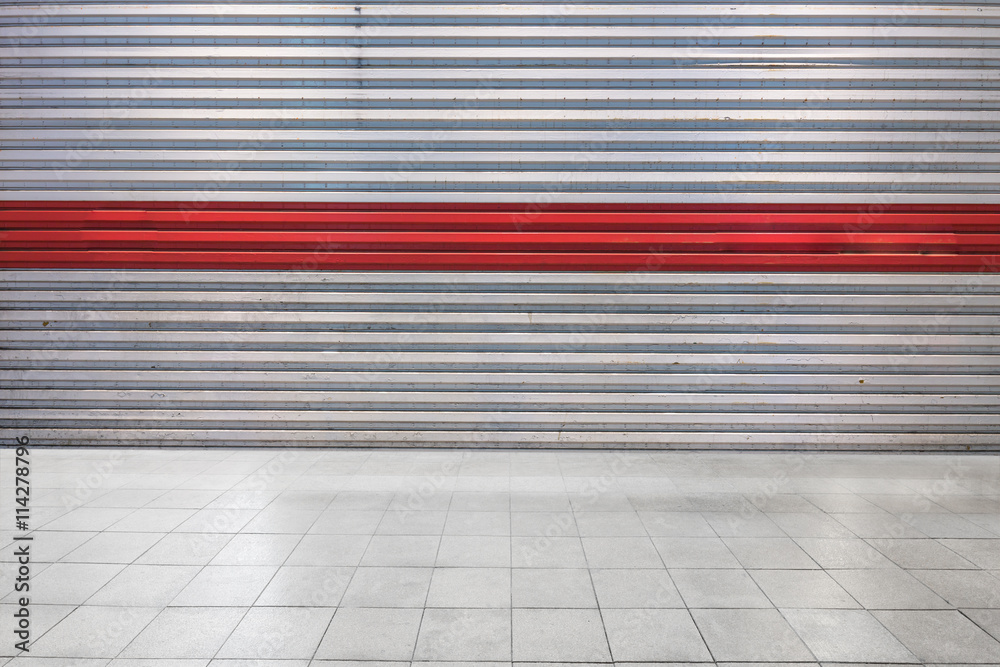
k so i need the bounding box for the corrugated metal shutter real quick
[1,1,998,202]
[2,269,999,450]
[1,2,997,451]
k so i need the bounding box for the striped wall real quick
[1,3,997,450]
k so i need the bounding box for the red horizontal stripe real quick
[2,201,1000,213]
[1,251,997,272]
[2,204,997,272]
[4,230,998,253]
[4,210,998,233]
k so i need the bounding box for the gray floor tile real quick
[703,511,786,537]
[723,537,819,569]
[510,492,572,512]
[5,659,110,667]
[651,536,741,568]
[0,600,71,643]
[113,660,208,667]
[362,535,441,567]
[61,532,164,564]
[216,607,334,659]
[415,608,512,661]
[450,492,510,512]
[309,510,385,535]
[860,492,949,515]
[134,532,233,566]
[750,570,860,608]
[938,539,1000,569]
[209,534,301,566]
[2,562,124,605]
[511,568,596,607]
[748,493,821,513]
[602,608,711,661]
[638,511,715,537]
[910,570,1000,608]
[574,511,646,536]
[904,513,998,539]
[107,508,196,533]
[511,608,609,661]
[581,536,662,568]
[86,564,200,606]
[426,568,510,608]
[28,606,160,658]
[444,511,510,536]
[794,538,897,569]
[7,531,94,563]
[965,608,1000,642]
[144,488,221,509]
[175,509,260,533]
[120,607,246,659]
[802,494,883,514]
[511,536,587,568]
[693,608,815,661]
[377,510,448,535]
[829,568,951,610]
[670,568,773,608]
[867,538,977,569]
[783,609,918,662]
[831,513,927,539]
[169,565,277,606]
[240,508,321,534]
[436,536,510,567]
[254,565,353,606]
[340,567,432,607]
[768,512,857,538]
[873,609,1000,663]
[590,568,684,608]
[510,511,578,537]
[315,607,423,660]
[41,507,134,532]
[285,534,370,566]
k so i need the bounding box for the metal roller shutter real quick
[1,2,997,450]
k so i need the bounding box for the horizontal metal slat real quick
[6,270,997,291]
[2,330,997,354]
[4,4,997,20]
[6,290,997,311]
[3,390,996,413]
[4,311,996,334]
[4,370,996,393]
[2,428,997,451]
[9,45,997,58]
[3,350,996,373]
[4,408,999,432]
[2,150,998,166]
[6,109,999,124]
[6,67,995,82]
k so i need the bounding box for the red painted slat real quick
[2,210,998,233]
[2,201,999,213]
[3,230,998,253]
[1,251,996,272]
[1,204,997,271]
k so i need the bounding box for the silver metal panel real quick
[2,270,998,450]
[1,1,998,201]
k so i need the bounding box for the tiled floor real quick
[1,448,999,666]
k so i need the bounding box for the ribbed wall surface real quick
[2,270,998,450]
[1,2,999,202]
